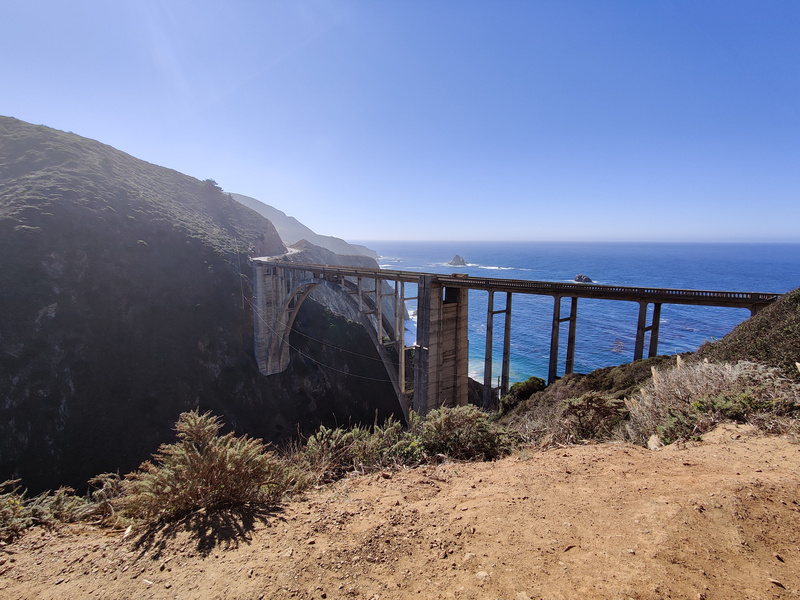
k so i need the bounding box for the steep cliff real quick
[0,117,401,492]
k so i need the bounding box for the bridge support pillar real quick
[501,292,512,398]
[253,262,269,373]
[414,277,469,414]
[253,263,296,375]
[565,296,578,375]
[648,303,662,358]
[482,291,495,410]
[548,296,578,385]
[634,302,662,361]
[482,291,513,409]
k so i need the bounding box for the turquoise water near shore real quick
[354,241,800,384]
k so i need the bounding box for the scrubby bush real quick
[300,418,412,483]
[27,486,91,525]
[501,356,681,436]
[121,411,296,522]
[298,407,514,478]
[81,473,128,526]
[501,389,629,447]
[562,392,628,440]
[2,407,522,537]
[500,376,546,414]
[624,360,800,445]
[0,481,93,542]
[419,405,512,461]
[1,480,31,542]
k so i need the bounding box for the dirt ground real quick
[2,423,799,600]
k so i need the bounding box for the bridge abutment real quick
[253,262,295,375]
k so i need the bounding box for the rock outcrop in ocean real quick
[449,255,468,266]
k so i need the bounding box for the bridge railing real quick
[254,259,778,309]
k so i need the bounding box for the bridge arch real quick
[253,263,409,418]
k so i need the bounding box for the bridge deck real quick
[252,259,782,411]
[254,260,779,310]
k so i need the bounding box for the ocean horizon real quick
[352,241,800,384]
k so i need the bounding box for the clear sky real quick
[2,1,799,242]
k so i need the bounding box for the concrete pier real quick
[415,278,469,413]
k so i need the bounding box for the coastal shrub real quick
[0,481,93,542]
[501,390,628,447]
[302,424,375,483]
[500,376,546,414]
[419,405,511,461]
[501,356,681,431]
[0,480,31,542]
[82,473,128,526]
[27,486,92,525]
[624,360,800,445]
[699,287,800,381]
[300,417,425,483]
[298,407,515,476]
[121,411,295,522]
[503,403,566,447]
[561,392,628,440]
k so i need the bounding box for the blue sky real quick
[2,1,798,242]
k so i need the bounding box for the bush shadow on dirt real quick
[132,505,284,559]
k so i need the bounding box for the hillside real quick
[0,117,402,493]
[231,193,378,258]
[699,286,800,381]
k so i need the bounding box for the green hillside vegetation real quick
[0,118,283,257]
[698,287,800,381]
[230,192,378,258]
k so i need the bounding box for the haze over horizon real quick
[3,1,798,243]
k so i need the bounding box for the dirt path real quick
[2,424,799,599]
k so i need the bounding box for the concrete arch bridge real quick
[251,259,778,419]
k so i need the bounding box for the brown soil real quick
[2,424,799,600]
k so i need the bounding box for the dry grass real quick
[503,357,800,450]
[699,287,800,381]
[0,480,97,543]
[622,359,800,445]
[501,390,628,448]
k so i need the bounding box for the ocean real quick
[353,241,800,384]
